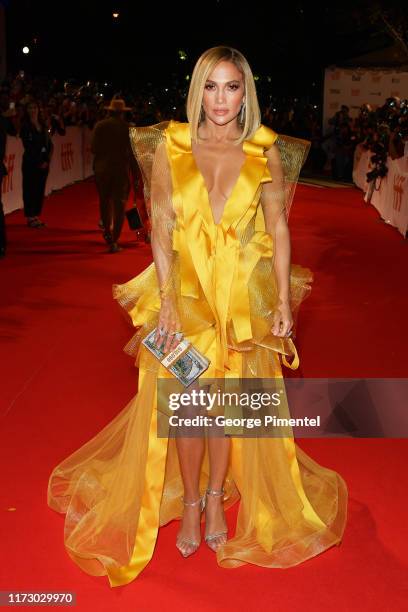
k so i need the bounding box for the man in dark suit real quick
[91,98,133,253]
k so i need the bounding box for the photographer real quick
[334,121,354,180]
[388,100,408,160]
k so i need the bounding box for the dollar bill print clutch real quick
[141,328,210,387]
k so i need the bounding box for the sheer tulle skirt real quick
[48,314,348,587]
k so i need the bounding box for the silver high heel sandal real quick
[204,487,228,552]
[176,494,206,558]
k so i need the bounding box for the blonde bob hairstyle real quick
[186,46,261,145]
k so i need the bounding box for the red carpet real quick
[1,178,407,610]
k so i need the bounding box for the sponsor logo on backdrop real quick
[392,77,400,83]
[351,89,360,96]
[329,88,341,95]
[372,75,382,83]
[61,142,74,171]
[330,71,341,80]
[393,175,405,212]
[369,91,382,96]
[351,75,361,81]
[2,153,15,193]
[329,102,339,109]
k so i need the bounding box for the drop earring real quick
[239,101,246,123]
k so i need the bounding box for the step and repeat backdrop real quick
[323,66,408,130]
[2,126,94,215]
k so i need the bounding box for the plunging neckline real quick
[191,140,247,228]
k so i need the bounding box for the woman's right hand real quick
[154,295,183,354]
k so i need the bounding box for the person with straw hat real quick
[91,97,133,253]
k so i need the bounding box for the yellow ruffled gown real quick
[47,120,348,587]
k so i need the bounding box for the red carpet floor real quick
[1,178,407,611]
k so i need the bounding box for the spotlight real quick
[22,46,30,54]
[112,11,119,19]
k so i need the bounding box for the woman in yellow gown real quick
[47,46,348,588]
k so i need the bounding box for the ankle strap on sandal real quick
[181,495,204,506]
[206,487,225,497]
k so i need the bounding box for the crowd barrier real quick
[2,126,94,215]
[353,144,408,237]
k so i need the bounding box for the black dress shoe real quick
[108,242,122,253]
[103,230,113,244]
[27,218,41,228]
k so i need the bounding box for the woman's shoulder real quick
[164,119,189,136]
[247,124,279,150]
[129,120,170,136]
[129,121,171,154]
[129,120,188,144]
[163,120,191,153]
[128,120,188,168]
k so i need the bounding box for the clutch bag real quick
[125,205,143,230]
[141,327,210,387]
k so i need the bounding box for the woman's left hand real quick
[271,300,294,337]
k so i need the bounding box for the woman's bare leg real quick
[205,435,231,549]
[175,436,205,555]
[174,380,206,556]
